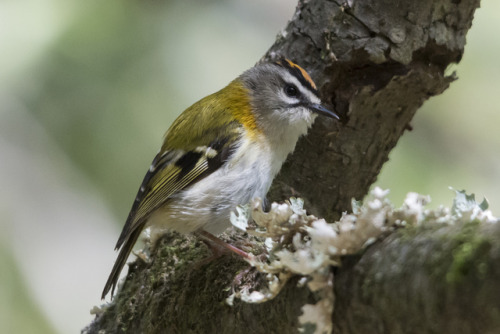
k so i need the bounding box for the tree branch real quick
[265,0,476,221]
[333,221,500,334]
[85,219,500,333]
[84,0,486,333]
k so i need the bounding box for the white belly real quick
[147,136,286,235]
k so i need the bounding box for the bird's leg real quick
[196,230,250,259]
[195,231,265,292]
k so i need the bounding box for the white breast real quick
[146,123,308,237]
[146,136,267,235]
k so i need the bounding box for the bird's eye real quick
[284,84,298,97]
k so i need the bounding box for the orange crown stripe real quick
[284,59,317,90]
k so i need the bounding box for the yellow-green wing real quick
[115,131,240,250]
[104,81,252,298]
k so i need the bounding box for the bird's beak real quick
[310,104,340,120]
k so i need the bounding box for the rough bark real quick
[265,0,475,221]
[85,221,500,334]
[84,0,487,333]
[332,221,500,334]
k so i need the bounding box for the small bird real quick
[102,58,339,299]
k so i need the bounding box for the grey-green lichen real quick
[228,188,498,334]
[87,188,497,334]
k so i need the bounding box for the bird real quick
[101,58,339,299]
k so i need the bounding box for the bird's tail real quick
[101,226,143,299]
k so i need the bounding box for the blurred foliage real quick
[0,244,55,334]
[25,1,176,216]
[0,0,498,333]
[20,0,291,218]
[1,1,293,332]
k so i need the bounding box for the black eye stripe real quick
[274,59,320,97]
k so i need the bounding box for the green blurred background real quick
[0,1,498,333]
